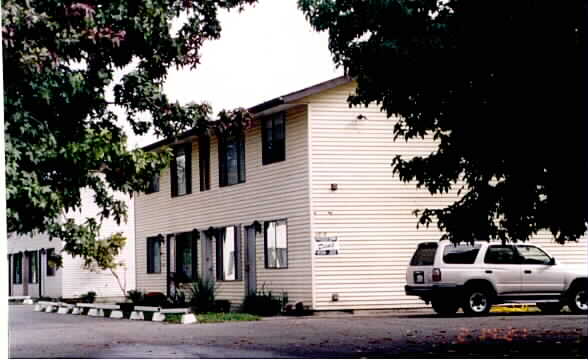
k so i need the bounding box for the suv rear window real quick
[442,243,481,264]
[410,243,438,266]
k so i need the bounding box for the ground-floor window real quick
[147,236,162,273]
[13,253,22,284]
[265,219,288,269]
[216,226,241,281]
[46,248,56,276]
[27,251,39,284]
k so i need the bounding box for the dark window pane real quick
[46,248,56,276]
[219,134,245,186]
[28,252,38,284]
[274,115,284,140]
[443,244,481,264]
[176,233,196,282]
[147,237,161,273]
[410,243,438,266]
[13,254,22,284]
[262,113,286,165]
[199,137,210,191]
[484,246,518,264]
[146,173,160,194]
[226,141,238,185]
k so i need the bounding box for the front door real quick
[244,226,257,296]
[516,245,565,294]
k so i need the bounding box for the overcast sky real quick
[129,0,342,148]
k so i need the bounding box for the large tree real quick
[300,0,587,243]
[3,0,255,264]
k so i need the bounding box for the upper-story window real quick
[262,112,285,165]
[171,143,192,197]
[199,136,210,191]
[145,173,160,194]
[219,134,245,187]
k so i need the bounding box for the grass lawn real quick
[165,312,261,324]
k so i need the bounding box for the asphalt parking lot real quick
[8,305,588,358]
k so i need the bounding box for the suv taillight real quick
[432,268,442,282]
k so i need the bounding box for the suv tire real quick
[536,303,562,314]
[462,287,492,315]
[431,299,459,315]
[567,282,588,314]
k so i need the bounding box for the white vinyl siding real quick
[306,81,588,310]
[8,186,135,300]
[135,106,313,307]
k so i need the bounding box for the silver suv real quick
[405,241,587,315]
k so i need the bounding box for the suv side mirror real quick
[548,257,556,266]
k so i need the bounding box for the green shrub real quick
[241,286,287,316]
[213,299,231,313]
[79,291,96,303]
[126,290,144,304]
[166,291,188,308]
[187,276,217,313]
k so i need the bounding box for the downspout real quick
[8,254,11,297]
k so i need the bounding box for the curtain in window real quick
[176,150,187,196]
[275,222,288,268]
[265,220,287,268]
[223,227,236,280]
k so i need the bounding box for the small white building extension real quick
[7,187,135,300]
[134,76,588,311]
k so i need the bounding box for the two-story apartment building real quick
[135,76,588,310]
[8,187,135,300]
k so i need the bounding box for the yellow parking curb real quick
[490,304,540,313]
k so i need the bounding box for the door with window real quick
[175,232,197,285]
[244,226,257,296]
[483,245,522,295]
[516,245,565,294]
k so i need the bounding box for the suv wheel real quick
[568,283,588,314]
[431,299,459,315]
[463,287,492,315]
[536,303,562,314]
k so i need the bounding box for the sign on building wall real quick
[314,235,339,256]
